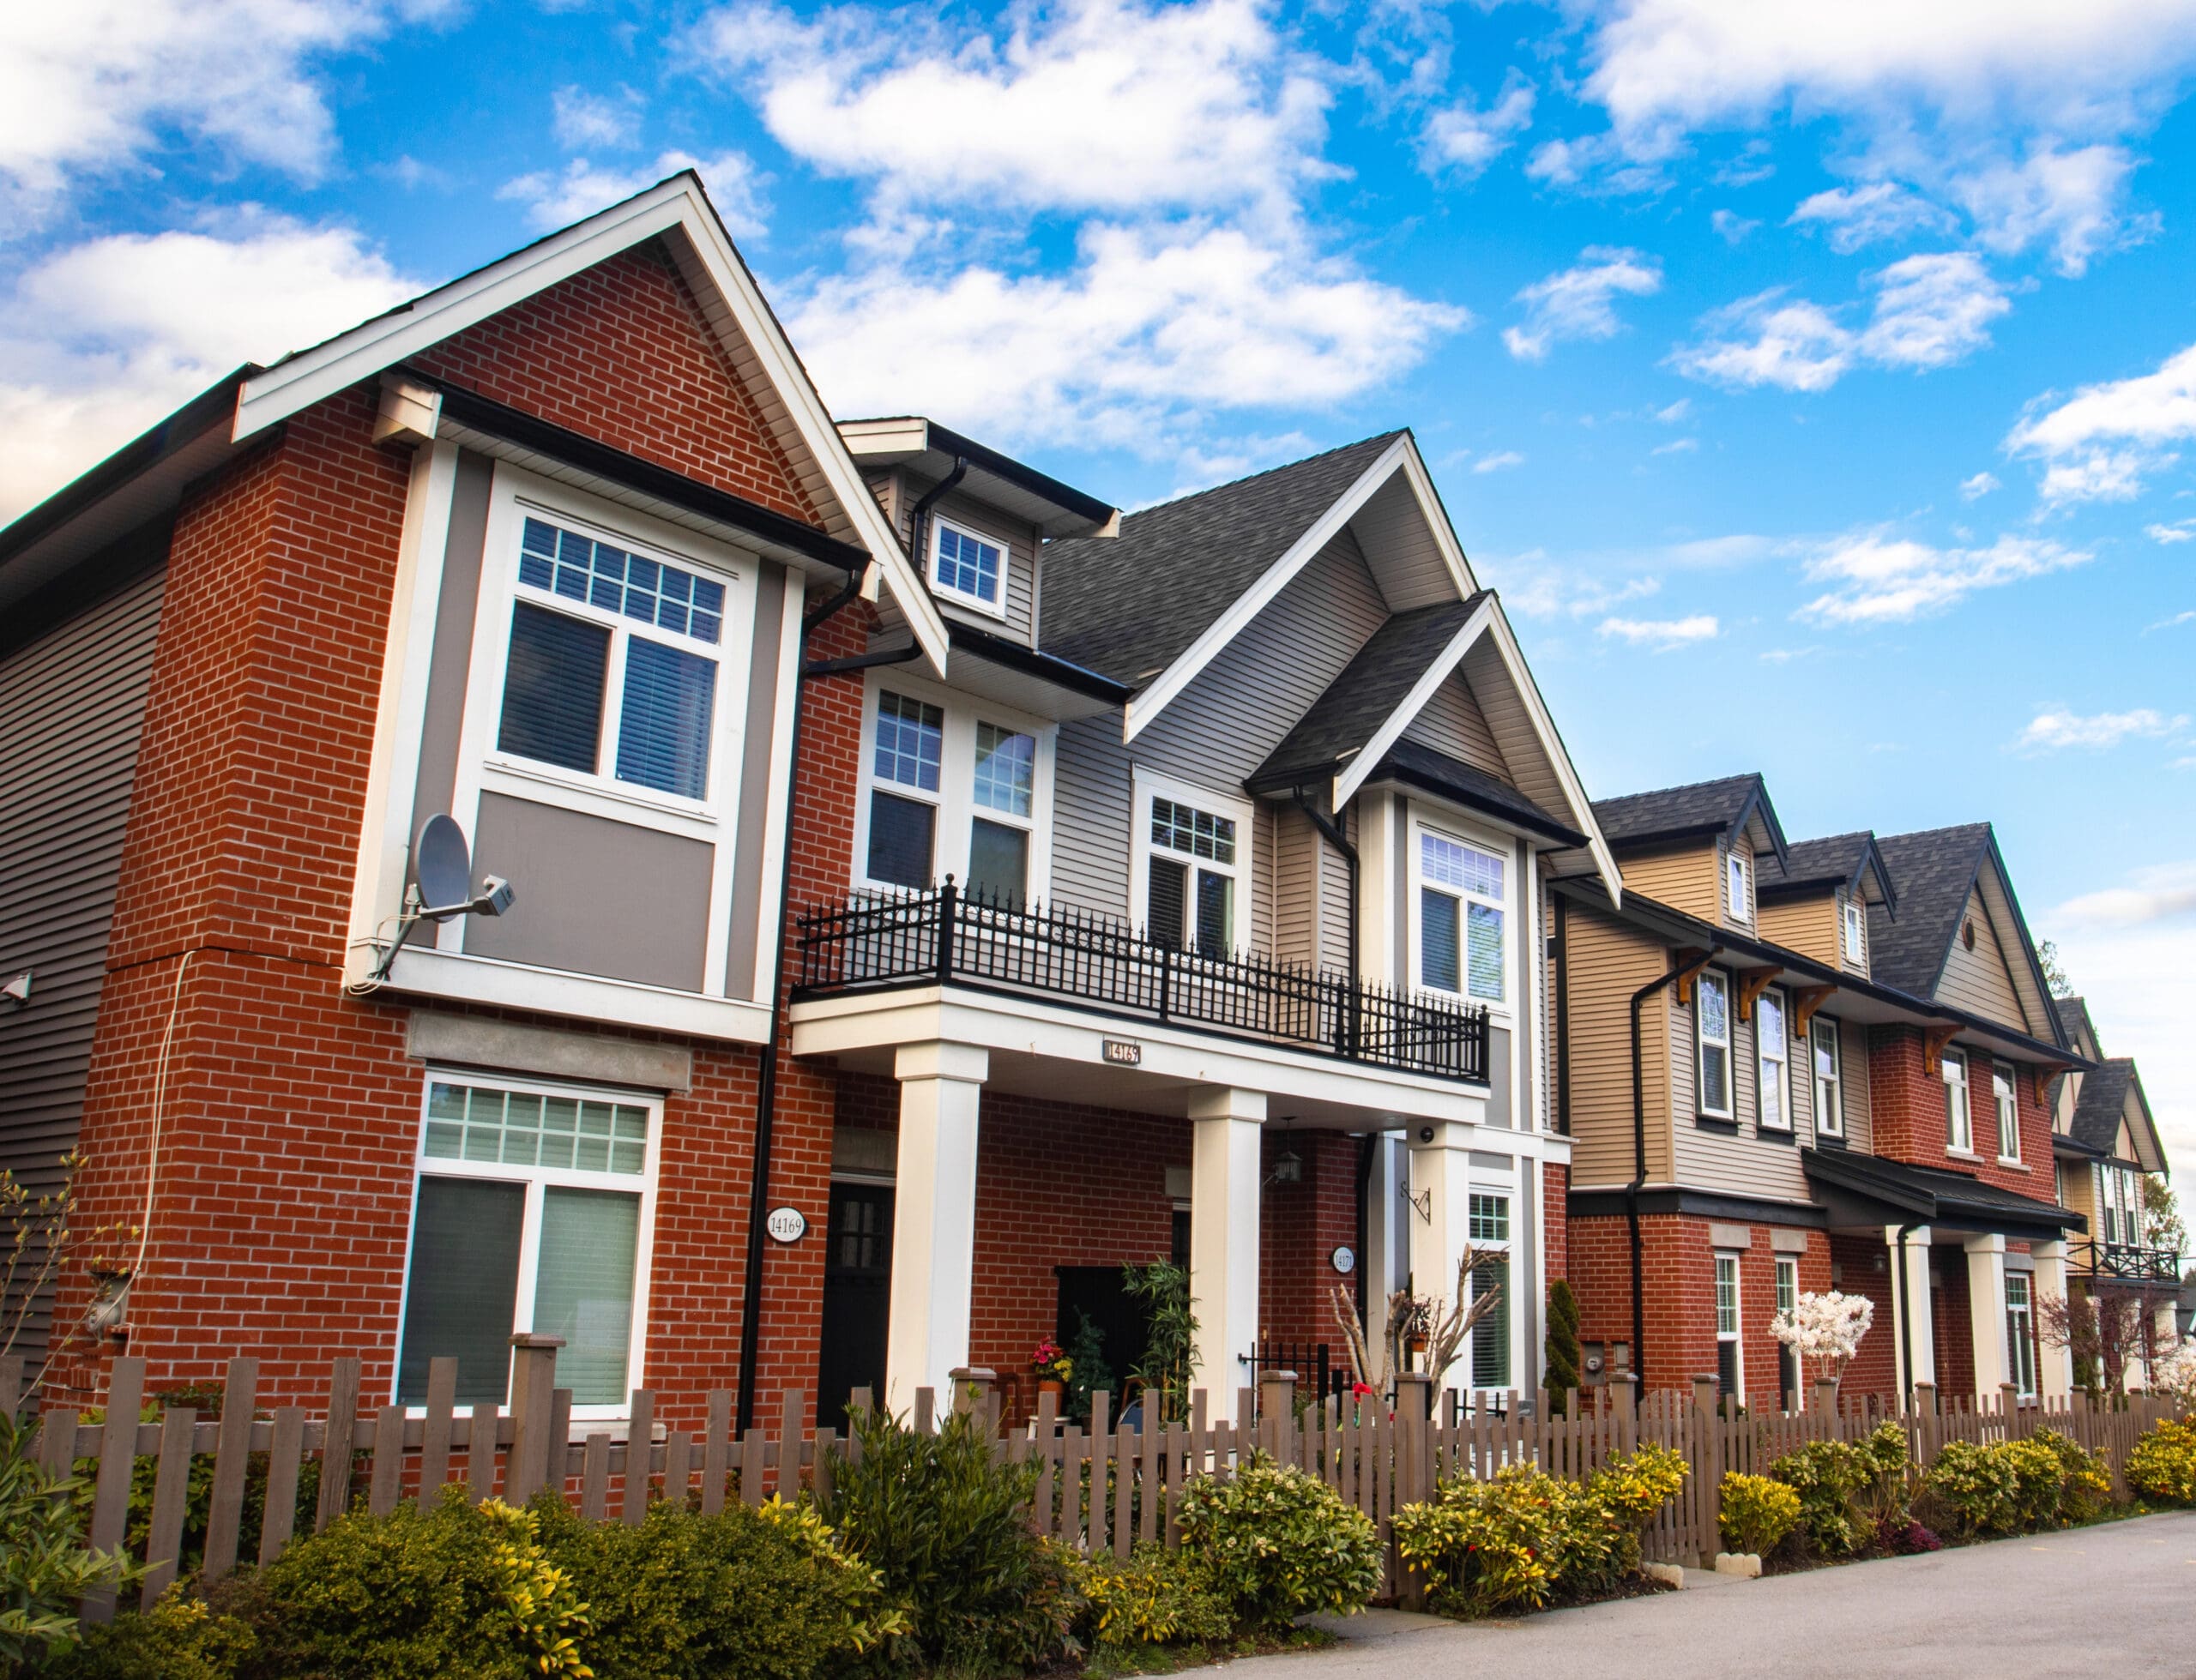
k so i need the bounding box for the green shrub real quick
[2126,1417,2196,1506]
[1922,1440,2023,1538]
[1767,1438,1876,1556]
[1174,1453,1380,1635]
[1717,1472,1801,1557]
[2031,1430,2113,1524]
[1078,1543,1232,1650]
[42,1587,256,1680]
[1920,1432,2115,1539]
[1391,1446,1686,1620]
[528,1493,901,1680]
[1544,1281,1583,1416]
[0,1411,141,1668]
[817,1403,1079,1674]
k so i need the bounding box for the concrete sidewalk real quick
[1253,1511,2196,1678]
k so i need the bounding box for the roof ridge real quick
[1879,821,1992,845]
[1595,769,1764,807]
[1115,429,1406,522]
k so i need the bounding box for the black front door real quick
[817,1182,894,1433]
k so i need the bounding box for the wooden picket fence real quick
[6,1346,2181,1618]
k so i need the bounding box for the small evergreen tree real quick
[1544,1280,1583,1415]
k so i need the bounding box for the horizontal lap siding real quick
[1615,846,1718,922]
[894,472,1041,645]
[1671,977,1814,1201]
[1934,887,2025,1027]
[0,567,166,1364]
[1755,893,1837,969]
[1399,671,1509,778]
[1560,903,1672,1187]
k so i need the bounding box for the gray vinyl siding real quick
[412,449,492,826]
[1399,671,1510,778]
[1274,804,1320,968]
[895,468,1041,645]
[1047,528,1388,948]
[1669,975,1813,1201]
[1839,1020,1873,1152]
[0,565,166,1365]
[1318,802,1355,971]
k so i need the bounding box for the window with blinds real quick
[1698,971,1734,1118]
[1418,830,1505,1003]
[1146,794,1237,954]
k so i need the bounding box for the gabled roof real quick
[2071,1057,2169,1172]
[1246,597,1487,791]
[836,417,1116,539]
[1041,431,1407,689]
[2054,996,2102,1059]
[1868,824,2064,1046]
[1591,772,1789,870]
[0,172,953,672]
[1365,739,1588,848]
[1760,830,1897,912]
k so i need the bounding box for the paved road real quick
[1258,1511,2196,1678]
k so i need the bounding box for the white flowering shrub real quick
[2152,1340,2196,1411]
[1771,1291,1875,1386]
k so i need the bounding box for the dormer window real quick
[930,517,1004,616]
[1725,849,1750,923]
[1841,898,1866,961]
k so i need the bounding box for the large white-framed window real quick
[1725,847,1751,924]
[1131,769,1249,956]
[1468,1192,1511,1391]
[852,677,1053,905]
[1841,897,1867,964]
[2101,1165,2146,1249]
[1993,1061,2020,1163]
[2098,1163,2119,1244]
[1415,822,1509,1009]
[394,1072,660,1417]
[2006,1272,2038,1401]
[927,515,1007,619]
[1944,1047,1973,1153]
[1812,1016,1843,1138]
[1715,1252,1744,1401]
[1775,1255,1800,1409]
[1757,986,1792,1133]
[1697,970,1734,1119]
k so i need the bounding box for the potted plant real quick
[1032,1336,1072,1402]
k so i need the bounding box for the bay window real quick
[856,683,1050,904]
[1944,1047,1972,1153]
[396,1075,657,1412]
[1757,987,1791,1133]
[1417,828,1506,1003]
[1697,970,1733,1119]
[1812,1017,1843,1138]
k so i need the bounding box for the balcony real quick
[2072,1240,2183,1286]
[793,881,1489,1084]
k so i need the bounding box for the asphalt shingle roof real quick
[2070,1057,2136,1155]
[1590,774,1763,847]
[2054,996,2100,1056]
[1248,598,1486,789]
[1805,1146,2083,1232]
[1866,824,1993,997]
[1773,832,1869,887]
[1375,739,1583,845]
[1039,431,1403,686]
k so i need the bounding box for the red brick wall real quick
[1934,1262,1973,1400]
[1543,1161,1567,1283]
[1259,1131,1357,1355]
[1867,1025,2056,1197]
[1830,1232,1897,1399]
[413,243,819,527]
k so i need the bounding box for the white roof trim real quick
[1392,437,1477,599]
[1331,595,1496,810]
[1480,605,1623,901]
[1122,434,1413,744]
[231,174,950,675]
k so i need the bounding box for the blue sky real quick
[3,0,2193,1166]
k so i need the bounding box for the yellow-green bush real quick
[1767,1438,1878,1556]
[1717,1472,1801,1557]
[1922,1433,2112,1538]
[1078,1544,1232,1649]
[1174,1454,1382,1635]
[1391,1446,1687,1620]
[2127,1417,2196,1506]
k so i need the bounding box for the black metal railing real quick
[1247,1340,1349,1405]
[794,880,1489,1083]
[2072,1240,2182,1285]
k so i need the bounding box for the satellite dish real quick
[414,816,474,918]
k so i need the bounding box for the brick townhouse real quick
[0,172,1622,1430]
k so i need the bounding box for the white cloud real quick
[0,0,419,219]
[552,84,645,151]
[2145,607,2196,629]
[2006,340,2196,504]
[781,220,1466,446]
[1650,436,1698,455]
[1787,181,1953,252]
[1499,563,1661,619]
[2146,521,2196,545]
[694,0,1336,221]
[1470,449,1525,473]
[1796,531,2090,623]
[1952,142,2152,276]
[1653,398,1692,424]
[500,152,769,236]
[1672,252,2009,391]
[2054,861,2196,929]
[1710,208,1759,244]
[1502,246,1662,362]
[1960,471,2000,499]
[1596,613,1720,649]
[0,214,419,521]
[2015,707,2185,753]
[1421,75,1534,178]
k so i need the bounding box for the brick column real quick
[886,1042,988,1414]
[1189,1087,1265,1419]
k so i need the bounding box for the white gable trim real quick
[1332,596,1496,810]
[231,174,950,675]
[1125,434,1428,743]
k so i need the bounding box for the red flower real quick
[1352,1382,1375,1398]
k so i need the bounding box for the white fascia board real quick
[1122,434,1413,744]
[1482,604,1624,902]
[371,942,773,1044]
[1393,433,1477,597]
[1331,594,1497,810]
[232,175,950,677]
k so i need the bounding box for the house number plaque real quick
[1101,1039,1143,1066]
[764,1206,807,1244]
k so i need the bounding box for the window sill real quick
[1814,1133,1848,1151]
[484,755,717,828]
[1996,1158,2030,1171]
[932,585,1009,623]
[1694,1114,1740,1134]
[1946,1147,1981,1161]
[1758,1126,1796,1146]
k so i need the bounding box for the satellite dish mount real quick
[368,815,516,981]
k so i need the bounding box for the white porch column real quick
[1964,1235,2010,1398]
[1364,1130,1407,1322]
[1189,1088,1265,1416]
[1888,1225,1936,1398]
[2030,1240,2073,1401]
[1408,1121,1474,1390]
[885,1041,988,1417]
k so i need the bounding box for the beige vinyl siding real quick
[1047,528,1388,951]
[1274,804,1321,968]
[1317,802,1355,972]
[1837,888,1871,977]
[1756,892,1840,969]
[1399,671,1511,777]
[1617,844,1720,921]
[1720,834,1755,930]
[1560,902,1675,1188]
[1838,1017,1873,1151]
[1935,885,2025,1028]
[1672,977,1813,1201]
